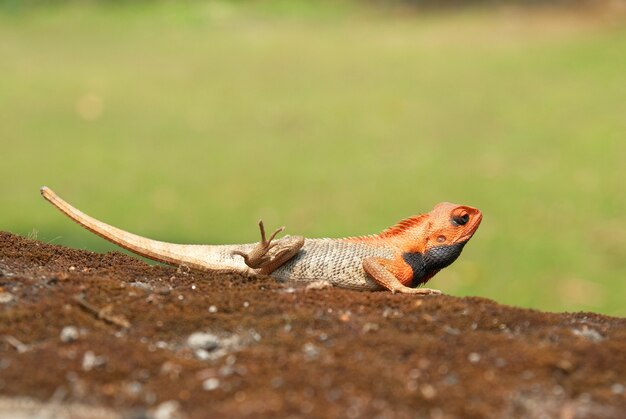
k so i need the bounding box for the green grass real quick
[1,2,624,315]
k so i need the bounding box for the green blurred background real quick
[1,1,624,315]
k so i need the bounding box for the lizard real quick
[40,186,482,295]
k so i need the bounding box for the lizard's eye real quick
[452,213,470,226]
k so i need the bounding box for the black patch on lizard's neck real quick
[402,241,468,287]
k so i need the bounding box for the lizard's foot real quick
[232,220,304,275]
[363,257,442,296]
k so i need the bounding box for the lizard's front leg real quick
[362,257,441,295]
[232,221,304,275]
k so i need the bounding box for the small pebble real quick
[60,326,79,343]
[420,384,437,400]
[202,377,220,391]
[611,383,624,394]
[208,305,218,313]
[82,351,106,371]
[0,293,14,304]
[187,332,220,351]
[557,359,573,371]
[249,329,262,342]
[444,326,460,335]
[194,349,210,361]
[219,365,235,377]
[362,322,379,333]
[125,381,143,396]
[572,327,604,342]
[304,280,332,290]
[152,400,182,419]
[302,343,320,361]
[468,352,481,363]
[129,281,152,290]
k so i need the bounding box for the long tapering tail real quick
[40,186,249,274]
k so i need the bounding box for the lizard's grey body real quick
[271,239,392,290]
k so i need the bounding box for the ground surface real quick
[0,232,624,418]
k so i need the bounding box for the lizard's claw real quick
[231,249,248,261]
[232,220,304,274]
[258,220,285,249]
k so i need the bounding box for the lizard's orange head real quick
[399,202,482,286]
[427,202,482,247]
[360,202,482,287]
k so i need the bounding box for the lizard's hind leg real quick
[232,221,304,275]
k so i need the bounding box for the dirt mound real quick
[0,231,624,418]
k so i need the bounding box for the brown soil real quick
[0,231,624,418]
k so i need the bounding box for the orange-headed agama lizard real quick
[40,187,482,295]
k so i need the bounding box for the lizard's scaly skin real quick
[40,187,482,292]
[271,239,393,290]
